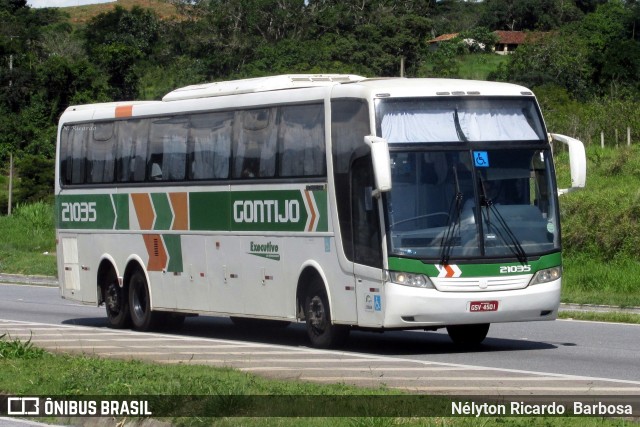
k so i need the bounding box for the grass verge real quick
[562,256,640,307]
[559,311,640,324]
[0,201,56,276]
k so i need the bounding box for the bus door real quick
[60,235,82,299]
[351,155,385,327]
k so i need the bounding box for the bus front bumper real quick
[382,279,561,328]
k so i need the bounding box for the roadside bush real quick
[0,334,46,359]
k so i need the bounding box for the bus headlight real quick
[529,266,562,285]
[389,271,435,289]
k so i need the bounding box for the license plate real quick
[468,300,499,312]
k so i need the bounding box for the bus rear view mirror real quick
[364,135,392,194]
[549,133,586,195]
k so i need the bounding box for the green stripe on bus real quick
[151,193,172,230]
[313,190,328,232]
[163,234,183,273]
[56,195,115,230]
[112,194,129,230]
[189,192,230,231]
[387,252,562,277]
[57,188,329,233]
[229,190,308,232]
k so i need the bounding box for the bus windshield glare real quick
[378,98,558,262]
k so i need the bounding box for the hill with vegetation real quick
[60,0,179,24]
[0,0,639,306]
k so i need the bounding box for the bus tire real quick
[128,269,162,331]
[446,323,490,347]
[104,272,130,329]
[304,280,349,348]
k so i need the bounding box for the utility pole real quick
[8,153,13,216]
[7,35,18,87]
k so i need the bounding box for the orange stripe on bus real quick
[143,234,167,272]
[115,105,133,118]
[131,193,155,230]
[169,192,189,230]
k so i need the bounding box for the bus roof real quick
[60,76,536,122]
[162,75,534,102]
[334,77,534,98]
[162,74,367,101]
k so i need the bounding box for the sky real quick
[27,0,115,8]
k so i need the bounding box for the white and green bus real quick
[55,75,586,348]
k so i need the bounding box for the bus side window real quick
[116,120,149,183]
[189,111,233,180]
[351,155,382,268]
[331,99,371,262]
[68,125,88,185]
[279,104,325,177]
[60,125,73,185]
[233,108,277,179]
[87,122,116,184]
[148,116,189,181]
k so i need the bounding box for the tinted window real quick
[233,108,277,178]
[87,122,116,184]
[190,111,233,180]
[60,103,328,186]
[116,119,149,183]
[279,104,325,177]
[331,99,371,261]
[148,116,189,181]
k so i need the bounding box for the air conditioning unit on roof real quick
[162,74,366,102]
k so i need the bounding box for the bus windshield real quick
[386,148,559,262]
[377,98,545,143]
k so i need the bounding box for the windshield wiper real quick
[454,108,468,142]
[440,166,463,264]
[478,177,527,263]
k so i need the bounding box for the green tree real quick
[459,27,499,53]
[84,6,160,100]
[489,32,593,98]
[479,0,583,31]
[430,0,482,34]
[0,1,69,164]
[14,153,54,204]
[572,0,640,93]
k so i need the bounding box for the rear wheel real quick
[104,272,130,329]
[304,280,349,348]
[128,269,162,331]
[446,323,490,347]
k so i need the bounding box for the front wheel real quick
[128,270,162,331]
[304,281,349,349]
[446,323,490,347]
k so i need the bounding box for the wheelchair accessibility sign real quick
[374,295,382,312]
[474,151,489,167]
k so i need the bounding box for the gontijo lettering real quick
[233,199,300,223]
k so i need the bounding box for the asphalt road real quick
[1,282,639,394]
